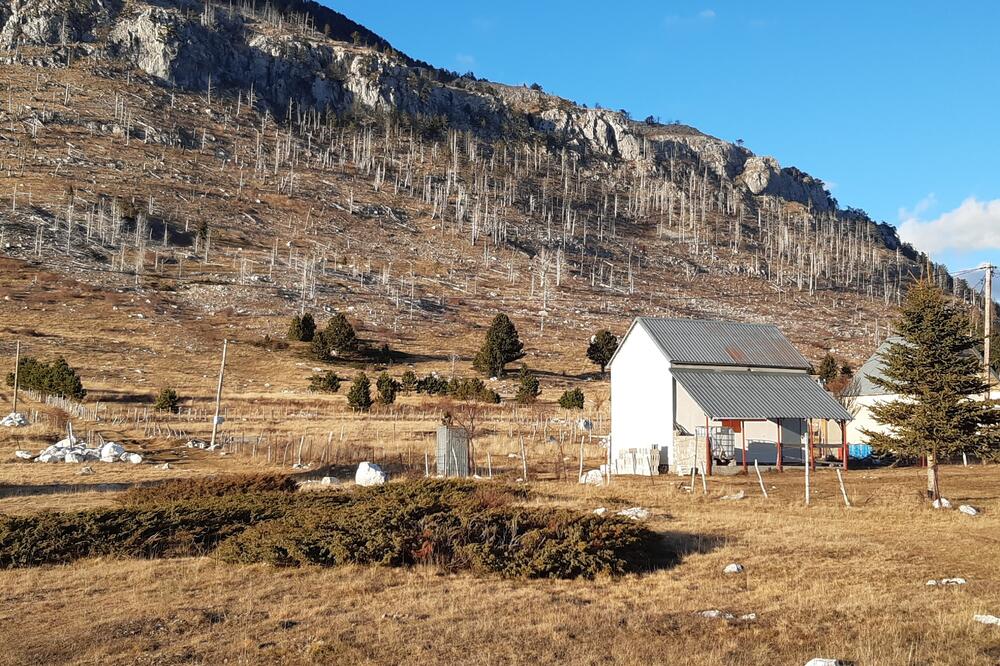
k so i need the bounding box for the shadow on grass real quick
[639,531,727,573]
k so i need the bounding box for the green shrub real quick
[400,370,418,392]
[376,372,400,405]
[514,366,540,405]
[416,373,449,395]
[448,377,500,403]
[347,373,373,411]
[153,387,180,413]
[118,474,299,507]
[6,356,86,400]
[558,388,585,410]
[309,371,342,393]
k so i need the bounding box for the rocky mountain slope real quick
[0,0,975,381]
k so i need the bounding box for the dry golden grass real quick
[1,467,998,665]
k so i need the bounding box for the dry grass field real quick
[0,467,998,665]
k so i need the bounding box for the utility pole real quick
[11,341,20,415]
[209,339,229,449]
[986,264,994,400]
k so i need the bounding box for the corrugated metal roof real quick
[672,368,853,421]
[636,318,811,370]
[851,336,1000,397]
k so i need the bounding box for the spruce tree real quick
[287,315,303,341]
[347,373,373,412]
[587,329,619,375]
[473,313,524,377]
[312,313,359,361]
[376,372,400,405]
[299,312,316,342]
[153,387,180,413]
[864,280,999,500]
[514,366,540,405]
[818,353,839,384]
[558,388,585,410]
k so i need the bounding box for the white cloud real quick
[898,196,1000,254]
[699,9,716,19]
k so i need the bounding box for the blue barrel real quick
[848,444,873,459]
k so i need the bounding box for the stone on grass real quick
[697,609,757,623]
[804,660,853,666]
[959,505,980,516]
[1,412,28,427]
[592,507,607,516]
[355,461,387,487]
[126,453,143,464]
[926,578,966,586]
[14,450,33,460]
[579,469,604,486]
[932,498,952,509]
[321,476,340,486]
[720,490,746,501]
[159,463,172,470]
[100,442,125,463]
[78,466,94,475]
[724,563,744,575]
[64,451,84,464]
[974,614,1000,626]
[617,507,650,521]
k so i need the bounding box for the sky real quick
[330,1,999,291]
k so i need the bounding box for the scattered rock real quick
[926,578,967,586]
[720,490,746,501]
[579,469,604,486]
[696,609,757,623]
[724,563,745,575]
[78,466,94,476]
[804,660,854,666]
[617,507,650,521]
[14,450,33,460]
[126,453,144,464]
[592,507,607,516]
[932,498,952,509]
[159,463,172,470]
[1,412,28,427]
[186,439,219,451]
[959,505,980,516]
[355,461,387,487]
[974,614,1000,626]
[321,476,340,486]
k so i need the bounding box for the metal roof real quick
[634,317,811,370]
[850,336,1000,397]
[672,368,853,421]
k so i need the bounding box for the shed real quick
[608,317,852,476]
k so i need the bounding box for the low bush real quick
[153,387,180,413]
[0,479,658,579]
[5,356,86,400]
[309,370,342,393]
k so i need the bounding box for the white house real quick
[608,317,852,475]
[843,336,1000,447]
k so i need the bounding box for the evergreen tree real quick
[587,329,619,375]
[400,370,418,392]
[376,372,400,405]
[153,387,180,413]
[347,373,373,412]
[864,280,1000,500]
[308,371,341,393]
[818,353,839,384]
[558,388,585,410]
[473,313,524,377]
[514,366,540,405]
[311,313,359,361]
[287,315,303,341]
[6,356,85,400]
[299,312,316,342]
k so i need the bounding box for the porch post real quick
[704,415,713,477]
[807,419,815,471]
[741,421,748,475]
[776,417,783,472]
[841,419,848,471]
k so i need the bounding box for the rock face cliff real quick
[0,0,837,213]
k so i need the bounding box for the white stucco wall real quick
[610,323,673,462]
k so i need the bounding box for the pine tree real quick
[864,280,1000,500]
[311,313,359,361]
[347,373,373,412]
[514,366,540,405]
[473,313,524,377]
[587,329,619,375]
[153,387,180,413]
[287,315,303,341]
[558,388,585,410]
[376,372,400,405]
[299,312,316,342]
[817,353,839,384]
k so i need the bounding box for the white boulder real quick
[724,563,745,575]
[355,461,387,487]
[593,507,608,516]
[974,614,1000,626]
[64,451,84,464]
[78,466,94,475]
[579,469,605,486]
[721,490,746,501]
[14,450,33,460]
[617,507,650,521]
[100,442,126,462]
[932,497,952,509]
[959,505,980,516]
[1,412,28,427]
[321,476,340,486]
[805,660,852,666]
[126,453,144,464]
[35,452,62,463]
[927,578,966,586]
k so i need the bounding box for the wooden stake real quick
[754,460,768,499]
[209,339,228,449]
[11,340,19,415]
[836,468,851,507]
[519,435,528,481]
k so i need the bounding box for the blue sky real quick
[330,1,999,288]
